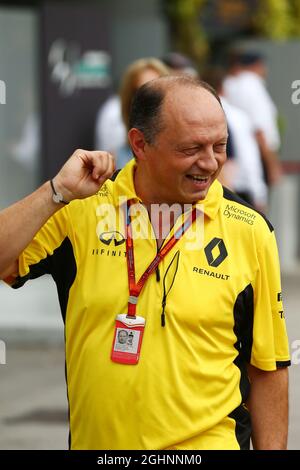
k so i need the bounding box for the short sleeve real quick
[250,229,290,370]
[12,206,70,288]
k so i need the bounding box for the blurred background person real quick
[10,113,40,171]
[94,57,169,168]
[94,93,125,164]
[217,127,238,191]
[204,67,267,211]
[161,51,198,77]
[223,50,282,188]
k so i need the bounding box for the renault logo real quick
[204,237,228,267]
[99,231,126,246]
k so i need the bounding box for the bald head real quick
[129,75,224,145]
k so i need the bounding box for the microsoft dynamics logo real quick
[0,79,6,104]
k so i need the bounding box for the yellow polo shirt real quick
[12,159,290,449]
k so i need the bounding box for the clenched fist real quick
[52,149,115,202]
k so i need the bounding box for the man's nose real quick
[195,147,218,173]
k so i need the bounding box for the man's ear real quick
[128,128,147,161]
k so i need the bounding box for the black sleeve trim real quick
[223,186,274,232]
[12,257,52,289]
[276,360,291,368]
[12,237,76,323]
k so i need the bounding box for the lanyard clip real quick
[129,295,138,304]
[127,295,138,318]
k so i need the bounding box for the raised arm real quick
[255,130,282,185]
[0,149,115,279]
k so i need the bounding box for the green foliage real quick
[289,0,300,36]
[253,0,292,39]
[253,0,300,38]
[164,0,209,68]
[164,0,300,68]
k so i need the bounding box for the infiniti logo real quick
[99,231,126,246]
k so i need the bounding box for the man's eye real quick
[182,148,198,156]
[214,144,227,152]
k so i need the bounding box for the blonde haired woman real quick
[120,57,169,132]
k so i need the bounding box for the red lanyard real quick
[125,200,199,317]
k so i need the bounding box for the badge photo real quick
[111,314,146,365]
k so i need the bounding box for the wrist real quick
[50,177,75,204]
[38,181,66,216]
[50,179,69,205]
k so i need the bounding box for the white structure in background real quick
[269,177,299,273]
[0,79,6,104]
[48,38,111,97]
[10,113,40,170]
[0,339,6,364]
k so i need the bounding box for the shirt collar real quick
[113,158,223,220]
[113,159,140,204]
[195,179,223,220]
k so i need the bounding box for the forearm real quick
[255,130,278,166]
[247,365,289,450]
[0,181,62,277]
[255,130,282,185]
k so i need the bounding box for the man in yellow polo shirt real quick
[0,76,290,450]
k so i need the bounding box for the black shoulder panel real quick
[232,283,254,402]
[50,237,77,323]
[12,237,77,323]
[110,169,121,182]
